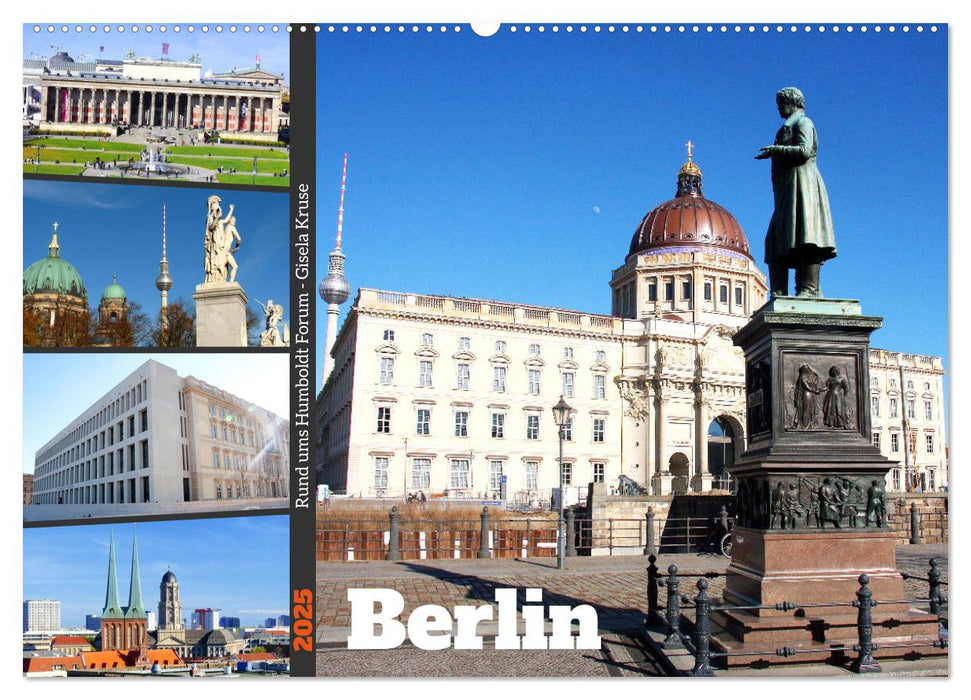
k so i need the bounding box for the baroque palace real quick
[316,153,947,502]
[31,359,289,507]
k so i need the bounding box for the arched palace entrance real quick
[708,416,743,491]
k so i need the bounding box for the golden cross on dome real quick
[685,141,694,162]
[53,222,59,233]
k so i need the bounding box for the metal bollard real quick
[566,508,577,557]
[691,579,715,676]
[928,557,944,616]
[663,564,684,648]
[386,505,402,561]
[644,507,657,556]
[477,507,492,559]
[851,574,881,673]
[910,502,922,545]
[646,554,660,624]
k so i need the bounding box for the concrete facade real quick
[31,359,288,508]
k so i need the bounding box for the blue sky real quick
[22,23,289,82]
[23,516,288,628]
[24,181,290,330]
[23,353,289,474]
[314,26,948,389]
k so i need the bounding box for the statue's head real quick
[829,366,839,377]
[207,194,222,210]
[776,87,805,117]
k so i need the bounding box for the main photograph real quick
[312,24,947,677]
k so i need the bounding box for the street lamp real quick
[551,395,573,570]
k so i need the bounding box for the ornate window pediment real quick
[524,356,545,368]
[558,359,579,370]
[415,346,440,358]
[375,342,399,356]
[452,350,476,362]
[489,353,511,365]
[590,360,610,373]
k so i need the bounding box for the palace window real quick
[871,396,880,417]
[664,280,675,301]
[495,340,507,353]
[529,343,541,356]
[562,372,574,398]
[596,350,606,363]
[459,336,471,350]
[924,382,931,391]
[561,461,573,486]
[704,282,712,301]
[924,400,933,420]
[140,409,148,432]
[594,374,606,399]
[455,411,469,437]
[647,282,658,302]
[211,424,218,439]
[419,360,433,388]
[892,469,901,491]
[593,462,605,483]
[411,458,431,489]
[890,432,900,452]
[563,347,574,359]
[682,280,692,300]
[216,484,223,499]
[526,415,540,440]
[376,407,391,434]
[719,285,728,304]
[491,412,505,439]
[373,457,389,489]
[593,418,605,443]
[528,369,541,395]
[421,332,434,346]
[735,287,744,306]
[416,409,430,435]
[493,365,507,392]
[889,398,899,418]
[456,363,471,390]
[383,329,395,341]
[379,357,394,384]
[489,461,504,492]
[872,432,881,449]
[525,461,539,490]
[450,459,470,490]
[906,380,914,391]
[563,417,573,441]
[906,399,915,419]
[926,434,935,453]
[889,378,897,389]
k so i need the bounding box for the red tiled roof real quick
[51,635,93,647]
[24,656,83,673]
[237,652,277,661]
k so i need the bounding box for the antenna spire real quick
[162,203,167,262]
[336,152,348,249]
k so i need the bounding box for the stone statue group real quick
[204,195,241,284]
[257,299,289,347]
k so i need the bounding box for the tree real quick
[23,303,93,347]
[153,299,196,347]
[246,303,261,346]
[96,302,151,347]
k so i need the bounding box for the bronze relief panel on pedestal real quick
[735,474,888,530]
[783,353,856,432]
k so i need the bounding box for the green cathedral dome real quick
[23,227,87,299]
[101,274,127,301]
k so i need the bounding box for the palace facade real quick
[316,156,947,501]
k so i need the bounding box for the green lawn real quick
[214,173,290,187]
[23,147,128,164]
[23,163,86,176]
[167,145,289,159]
[25,138,143,152]
[165,155,289,174]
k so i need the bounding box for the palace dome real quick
[628,156,752,261]
[101,275,127,301]
[161,570,178,584]
[23,227,87,299]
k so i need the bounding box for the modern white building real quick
[23,600,61,633]
[31,359,288,507]
[317,155,948,500]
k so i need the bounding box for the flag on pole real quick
[256,54,261,65]
[162,43,170,56]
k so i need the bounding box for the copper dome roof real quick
[628,158,752,260]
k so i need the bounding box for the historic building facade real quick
[316,155,947,499]
[30,359,289,507]
[27,51,285,137]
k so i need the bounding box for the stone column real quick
[693,397,713,492]
[150,91,157,127]
[654,393,673,495]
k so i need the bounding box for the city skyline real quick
[23,516,288,628]
[314,27,948,395]
[23,353,289,474]
[23,180,290,336]
[22,23,289,83]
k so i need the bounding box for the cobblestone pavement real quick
[315,545,948,677]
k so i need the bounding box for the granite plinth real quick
[193,281,248,347]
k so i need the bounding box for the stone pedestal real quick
[193,281,248,347]
[711,297,944,666]
[692,473,714,493]
[653,472,674,496]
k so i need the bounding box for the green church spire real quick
[102,530,124,619]
[125,529,147,619]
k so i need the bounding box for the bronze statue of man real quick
[756,87,836,298]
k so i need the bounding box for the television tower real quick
[155,204,173,339]
[319,154,352,387]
